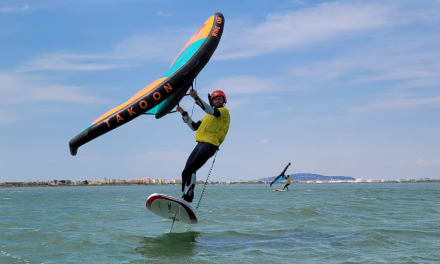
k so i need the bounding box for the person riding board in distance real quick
[283,175,291,191]
[270,162,291,188]
[176,89,230,203]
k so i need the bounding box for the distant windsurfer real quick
[176,89,230,203]
[282,175,291,190]
[270,162,291,187]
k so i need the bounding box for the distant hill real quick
[256,173,355,182]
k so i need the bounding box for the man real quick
[176,89,230,203]
[283,175,291,191]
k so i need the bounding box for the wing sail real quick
[270,162,291,187]
[69,13,225,156]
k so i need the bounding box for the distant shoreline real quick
[1,181,439,188]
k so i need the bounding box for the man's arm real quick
[176,105,201,131]
[190,89,221,117]
[181,111,201,131]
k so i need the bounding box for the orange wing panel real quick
[92,77,167,124]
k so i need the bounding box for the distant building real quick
[157,178,168,184]
[152,178,168,184]
[142,178,152,183]
[170,178,182,184]
[129,178,151,183]
[316,180,327,184]
[102,177,119,184]
[137,178,152,183]
[355,179,367,183]
[367,179,379,183]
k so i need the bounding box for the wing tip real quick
[70,146,78,156]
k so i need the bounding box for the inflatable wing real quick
[69,13,225,156]
[270,162,291,187]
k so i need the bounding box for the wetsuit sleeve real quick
[182,111,201,131]
[194,96,221,117]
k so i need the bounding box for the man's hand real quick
[176,106,185,114]
[189,89,198,99]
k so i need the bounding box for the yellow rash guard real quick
[287,177,291,184]
[195,107,230,146]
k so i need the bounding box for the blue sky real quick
[1,0,439,182]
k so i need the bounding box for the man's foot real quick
[182,194,193,203]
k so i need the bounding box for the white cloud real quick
[253,110,275,116]
[292,0,305,5]
[415,159,428,166]
[0,5,35,13]
[350,94,440,111]
[0,72,110,104]
[202,76,280,94]
[0,109,18,123]
[137,150,188,162]
[0,7,14,13]
[290,47,440,86]
[415,159,440,167]
[112,34,187,60]
[217,1,397,59]
[20,54,121,72]
[226,99,248,109]
[20,31,192,72]
[286,28,440,112]
[261,139,269,143]
[157,11,170,17]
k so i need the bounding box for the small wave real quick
[243,249,268,256]
[80,240,98,247]
[286,207,321,217]
[111,198,126,201]
[375,228,438,238]
[216,230,269,240]
[0,250,30,263]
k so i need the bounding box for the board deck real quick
[273,189,286,192]
[146,193,198,224]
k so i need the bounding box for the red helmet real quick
[210,90,227,104]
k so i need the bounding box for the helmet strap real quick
[208,93,214,107]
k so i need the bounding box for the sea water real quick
[1,183,439,263]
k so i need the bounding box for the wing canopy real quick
[69,13,225,156]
